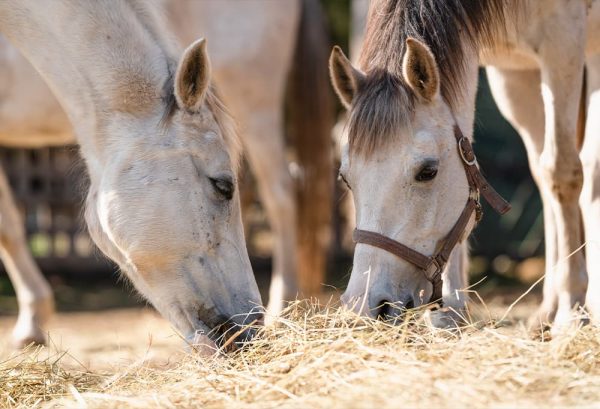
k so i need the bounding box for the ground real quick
[0,308,183,371]
[1,289,599,408]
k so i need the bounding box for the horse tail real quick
[287,0,334,297]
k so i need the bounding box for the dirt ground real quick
[0,308,186,372]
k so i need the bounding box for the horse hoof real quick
[526,306,555,340]
[551,307,588,338]
[12,332,46,349]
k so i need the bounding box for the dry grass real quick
[2,300,600,409]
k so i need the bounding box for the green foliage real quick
[321,0,351,53]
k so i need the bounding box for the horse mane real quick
[349,0,521,155]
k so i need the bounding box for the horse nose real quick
[372,294,415,320]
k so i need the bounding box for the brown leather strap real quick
[454,126,511,214]
[353,227,444,303]
[353,229,432,270]
[473,171,511,214]
[435,199,478,266]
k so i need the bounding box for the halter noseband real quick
[352,124,511,305]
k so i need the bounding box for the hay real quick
[2,300,600,408]
[0,347,103,407]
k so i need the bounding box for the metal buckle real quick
[468,189,483,222]
[458,136,477,166]
[425,257,442,281]
[468,188,480,202]
[475,201,483,222]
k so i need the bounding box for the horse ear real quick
[402,38,440,102]
[329,46,365,109]
[175,38,211,112]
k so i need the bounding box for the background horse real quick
[330,0,600,333]
[0,0,264,347]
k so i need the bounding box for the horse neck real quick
[0,0,177,177]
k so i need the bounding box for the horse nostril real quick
[376,299,392,320]
[375,296,415,320]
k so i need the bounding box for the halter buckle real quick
[425,257,443,282]
[468,189,483,222]
[458,136,477,166]
[468,188,480,202]
[475,201,483,222]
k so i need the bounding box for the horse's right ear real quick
[402,38,439,103]
[329,46,365,109]
[175,38,211,112]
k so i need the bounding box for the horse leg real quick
[242,110,298,319]
[0,166,54,347]
[536,31,587,333]
[486,67,559,329]
[580,53,600,322]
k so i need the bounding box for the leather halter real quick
[353,125,511,305]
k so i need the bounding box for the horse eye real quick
[209,177,234,200]
[415,165,438,182]
[338,172,351,190]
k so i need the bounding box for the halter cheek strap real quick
[353,125,511,305]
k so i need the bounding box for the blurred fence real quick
[0,146,113,278]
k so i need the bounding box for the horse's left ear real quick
[175,38,211,112]
[402,38,440,102]
[329,46,365,109]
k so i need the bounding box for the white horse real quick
[0,0,264,347]
[331,0,600,333]
[0,0,332,348]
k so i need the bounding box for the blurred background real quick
[0,0,542,314]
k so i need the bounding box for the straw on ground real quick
[1,300,599,409]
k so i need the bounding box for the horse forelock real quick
[350,0,521,156]
[348,69,415,156]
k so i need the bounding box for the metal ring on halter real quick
[458,136,477,166]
